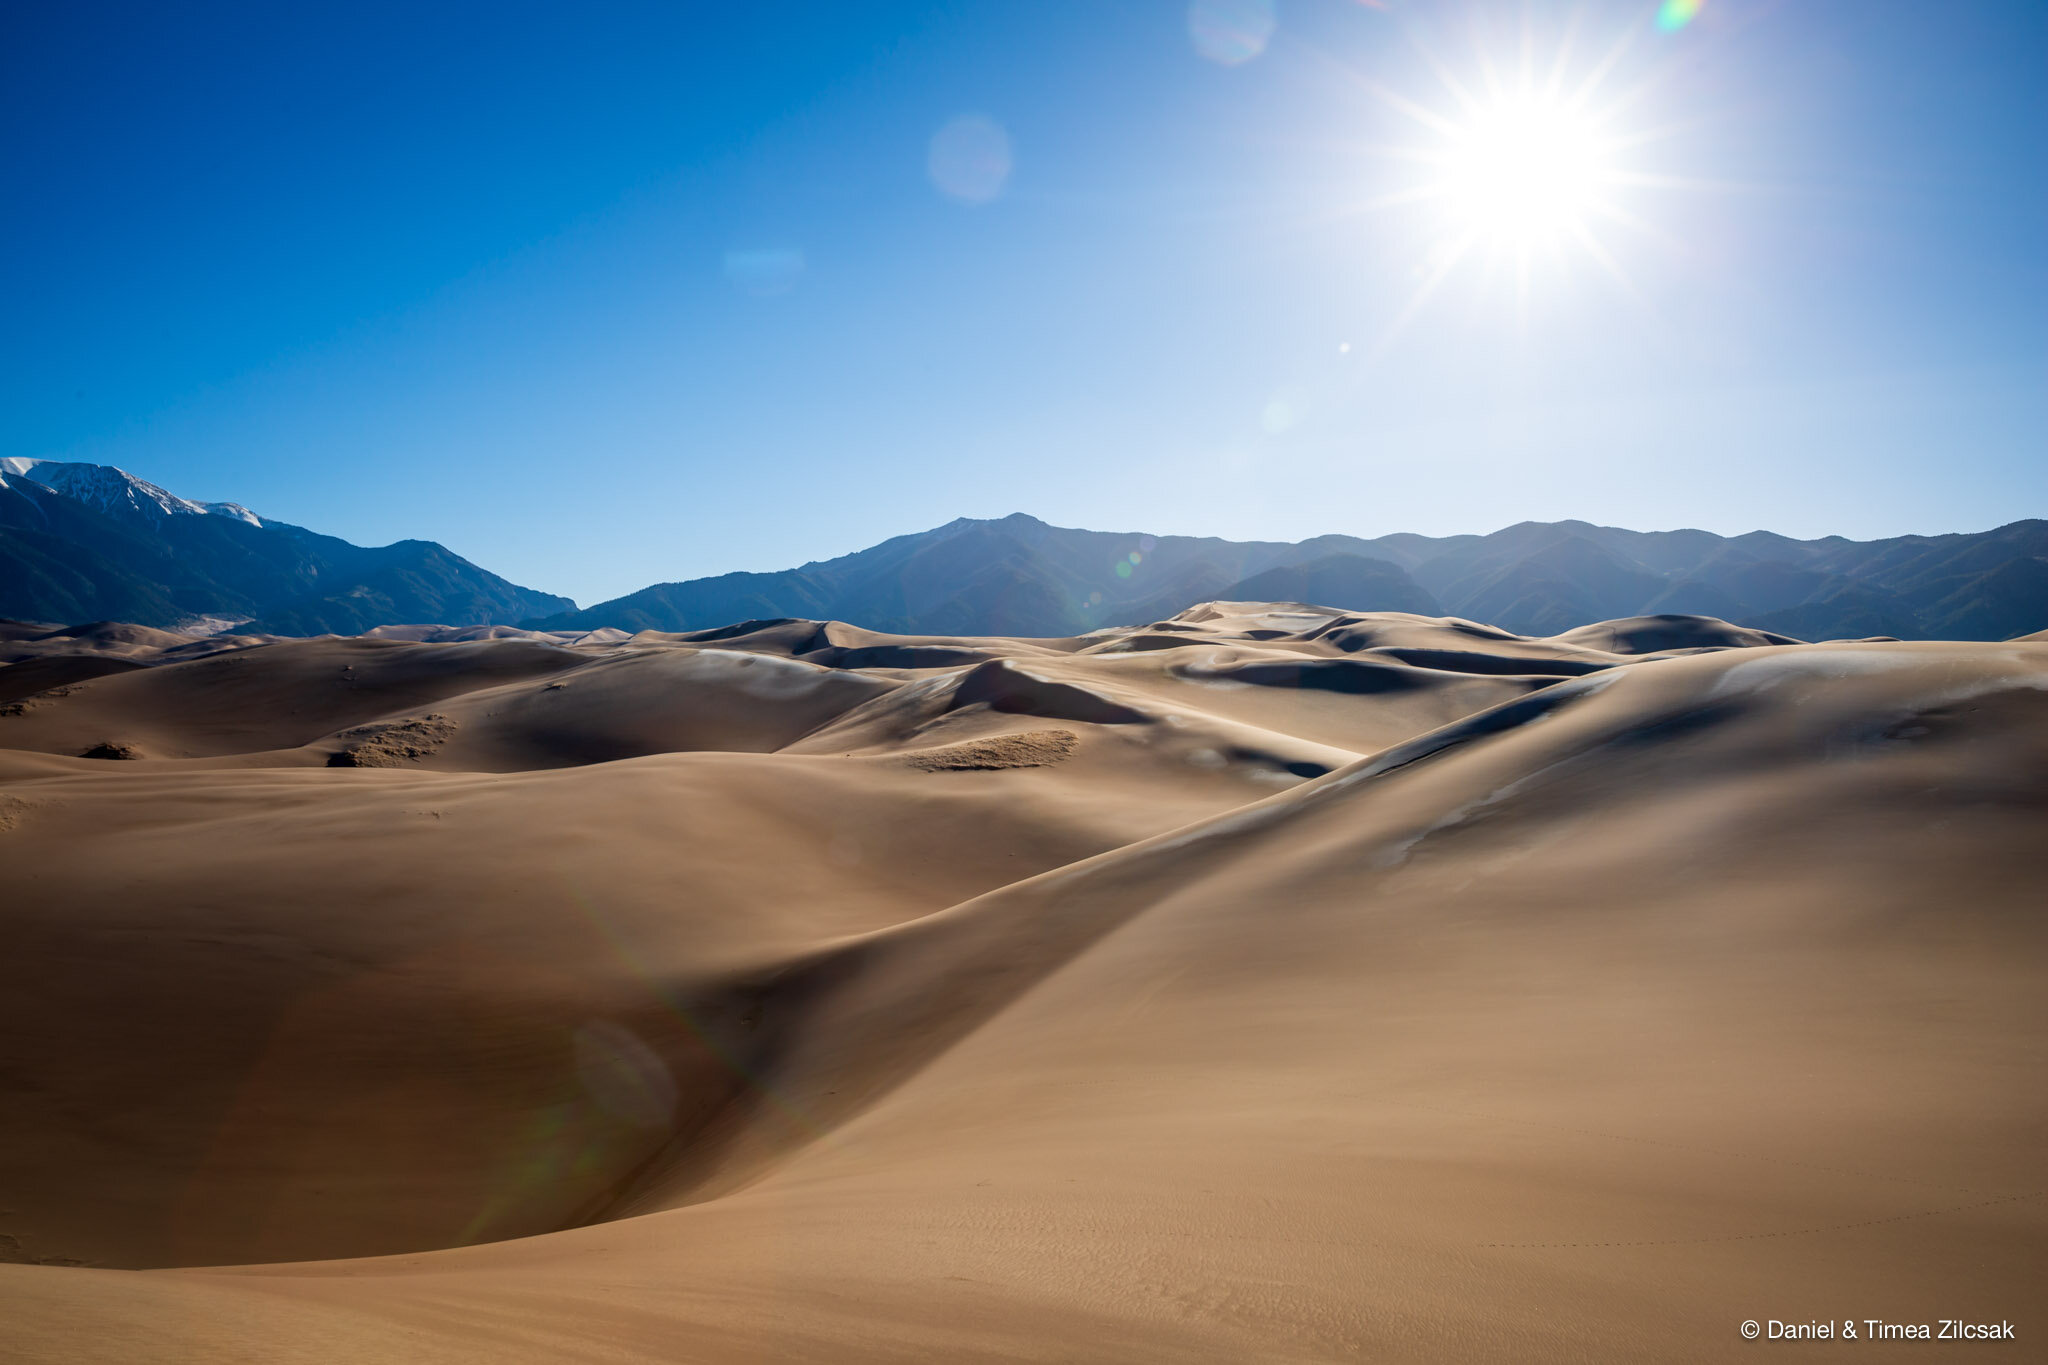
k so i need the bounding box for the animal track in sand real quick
[0,794,32,831]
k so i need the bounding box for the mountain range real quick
[533,509,2048,643]
[2,460,2042,640]
[0,459,570,635]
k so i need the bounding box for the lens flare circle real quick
[1656,0,1705,33]
[723,247,805,296]
[573,1019,676,1130]
[1189,0,1277,67]
[928,115,1013,204]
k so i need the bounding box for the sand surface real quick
[1,605,2042,1361]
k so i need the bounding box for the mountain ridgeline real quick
[530,511,2048,643]
[0,459,571,635]
[2,460,2042,640]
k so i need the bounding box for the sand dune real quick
[0,619,266,666]
[1,605,2042,1361]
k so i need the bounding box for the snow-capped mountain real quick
[0,458,263,527]
[1,461,574,634]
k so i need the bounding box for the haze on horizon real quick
[6,0,2044,607]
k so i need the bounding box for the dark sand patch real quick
[329,714,457,768]
[78,741,141,761]
[903,728,1080,771]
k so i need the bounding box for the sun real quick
[1438,94,1615,245]
[1333,14,1701,352]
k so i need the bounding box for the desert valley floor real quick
[1,604,2043,1362]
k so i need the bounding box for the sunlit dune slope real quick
[1,606,2043,1363]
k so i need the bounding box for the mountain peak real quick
[0,459,571,633]
[0,458,263,527]
[934,512,1051,533]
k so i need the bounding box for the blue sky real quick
[6,0,2043,605]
